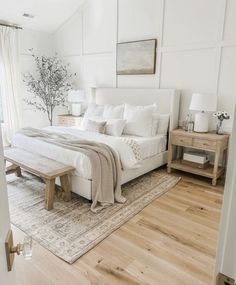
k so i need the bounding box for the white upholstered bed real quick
[13,88,180,200]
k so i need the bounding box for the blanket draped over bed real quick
[17,127,126,212]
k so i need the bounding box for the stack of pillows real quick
[80,103,170,137]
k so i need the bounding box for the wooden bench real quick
[4,148,75,211]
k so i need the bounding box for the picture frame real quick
[117,39,157,75]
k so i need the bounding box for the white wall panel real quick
[118,0,162,88]
[223,0,236,41]
[19,29,52,55]
[163,0,219,46]
[118,0,162,42]
[53,11,83,56]
[82,54,116,101]
[83,0,117,54]
[218,47,236,131]
[117,74,159,89]
[160,49,217,121]
[63,56,84,88]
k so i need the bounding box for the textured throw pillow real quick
[103,104,124,119]
[80,116,101,130]
[156,114,170,135]
[84,103,104,118]
[85,119,107,134]
[123,104,155,137]
[105,119,126,136]
[81,117,126,136]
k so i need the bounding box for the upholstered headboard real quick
[91,88,180,131]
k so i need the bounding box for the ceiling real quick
[0,0,85,33]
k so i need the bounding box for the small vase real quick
[216,120,224,135]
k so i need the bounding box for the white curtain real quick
[0,26,22,146]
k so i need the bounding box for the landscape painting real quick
[117,39,157,75]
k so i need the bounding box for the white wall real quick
[214,104,236,283]
[18,28,55,128]
[53,0,236,131]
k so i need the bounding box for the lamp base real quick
[194,112,209,133]
[71,103,82,116]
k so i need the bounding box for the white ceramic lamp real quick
[189,93,217,133]
[68,89,85,116]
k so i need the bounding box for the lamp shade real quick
[189,93,217,112]
[68,89,85,103]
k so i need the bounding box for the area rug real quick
[7,170,180,264]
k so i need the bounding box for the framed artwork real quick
[117,39,157,75]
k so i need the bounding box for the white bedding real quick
[12,126,167,180]
[122,134,167,160]
[12,126,138,179]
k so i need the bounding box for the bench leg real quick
[44,178,55,210]
[15,166,22,177]
[60,175,71,202]
[5,164,22,177]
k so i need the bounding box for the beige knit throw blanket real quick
[17,127,126,213]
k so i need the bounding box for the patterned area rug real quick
[7,170,180,264]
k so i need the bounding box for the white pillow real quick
[152,113,159,136]
[105,119,126,136]
[156,114,170,135]
[103,104,124,119]
[123,104,155,137]
[84,103,104,118]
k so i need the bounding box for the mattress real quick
[12,127,167,180]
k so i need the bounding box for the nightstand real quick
[57,114,83,127]
[167,129,230,186]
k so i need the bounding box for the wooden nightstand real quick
[167,129,230,186]
[58,114,83,127]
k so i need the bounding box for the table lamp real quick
[68,89,85,116]
[189,93,217,133]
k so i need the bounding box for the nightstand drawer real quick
[58,117,67,126]
[172,135,193,146]
[58,115,83,127]
[67,118,76,126]
[193,139,217,150]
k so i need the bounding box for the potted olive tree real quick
[24,50,75,126]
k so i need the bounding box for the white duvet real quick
[12,126,141,179]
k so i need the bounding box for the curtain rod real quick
[0,23,22,30]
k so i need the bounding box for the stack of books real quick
[182,152,210,169]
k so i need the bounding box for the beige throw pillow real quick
[86,119,107,134]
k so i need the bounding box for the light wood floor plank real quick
[12,171,223,285]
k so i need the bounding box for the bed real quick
[13,88,180,201]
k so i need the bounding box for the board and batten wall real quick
[53,0,236,131]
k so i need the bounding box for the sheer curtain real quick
[0,26,22,146]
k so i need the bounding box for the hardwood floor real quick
[13,171,224,285]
